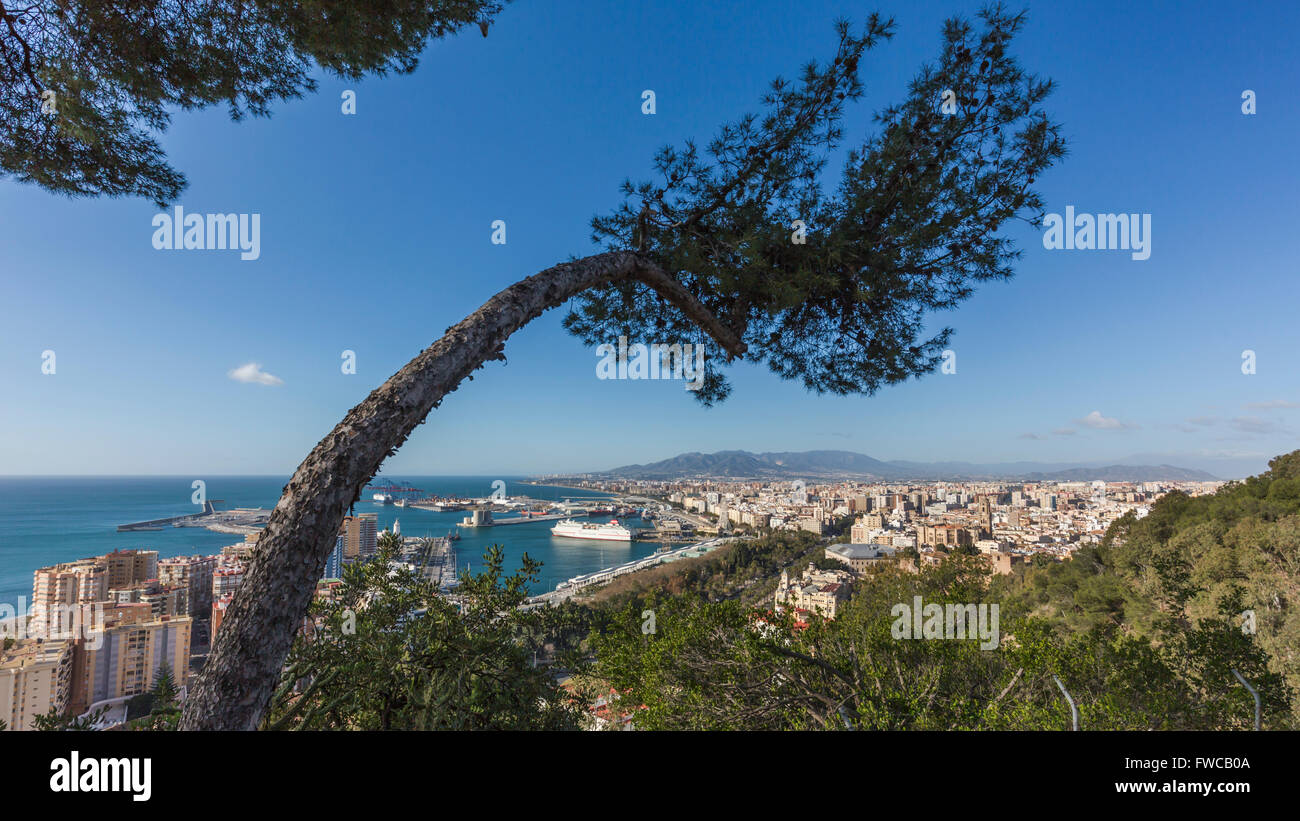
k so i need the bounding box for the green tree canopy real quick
[176,5,1068,730]
[567,6,1065,403]
[264,543,581,730]
[0,0,504,205]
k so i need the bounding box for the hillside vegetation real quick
[579,452,1300,729]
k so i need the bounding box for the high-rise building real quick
[212,567,244,599]
[30,549,159,640]
[158,555,217,619]
[323,534,345,580]
[76,609,191,707]
[107,580,183,620]
[29,560,106,639]
[99,549,158,590]
[0,639,73,731]
[341,513,378,558]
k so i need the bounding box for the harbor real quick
[117,500,270,535]
[39,476,693,611]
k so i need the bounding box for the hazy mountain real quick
[597,450,1218,482]
[1021,464,1217,482]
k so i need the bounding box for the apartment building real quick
[323,534,345,580]
[107,580,184,620]
[222,533,260,562]
[211,595,233,644]
[340,513,378,559]
[850,512,888,542]
[99,549,159,590]
[76,607,191,707]
[30,549,159,639]
[213,566,244,599]
[0,639,73,731]
[29,560,106,639]
[158,555,217,619]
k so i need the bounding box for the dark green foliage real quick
[0,0,503,205]
[264,543,581,730]
[151,662,178,710]
[31,705,107,731]
[995,448,1300,723]
[566,5,1066,404]
[125,692,154,722]
[589,555,1293,730]
[589,529,825,609]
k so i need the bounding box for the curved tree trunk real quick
[180,250,745,730]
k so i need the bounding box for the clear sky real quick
[2,0,1297,479]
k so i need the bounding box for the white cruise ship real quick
[551,518,633,542]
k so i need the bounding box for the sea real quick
[0,476,666,612]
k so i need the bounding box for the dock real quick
[116,502,270,535]
[117,500,218,532]
[457,509,570,528]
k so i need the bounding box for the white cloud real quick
[228,362,283,386]
[1243,399,1300,410]
[1076,410,1136,431]
[1231,416,1286,435]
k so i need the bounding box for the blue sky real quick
[2,0,1298,479]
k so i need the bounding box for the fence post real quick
[1230,668,1261,731]
[1052,675,1078,731]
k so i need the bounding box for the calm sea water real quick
[0,476,660,611]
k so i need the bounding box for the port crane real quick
[364,477,425,501]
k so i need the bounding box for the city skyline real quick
[3,0,1297,479]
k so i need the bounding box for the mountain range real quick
[594,450,1218,482]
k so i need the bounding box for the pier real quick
[116,502,269,534]
[117,500,219,532]
[457,508,573,528]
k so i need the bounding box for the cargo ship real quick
[550,518,634,542]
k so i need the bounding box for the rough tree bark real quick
[179,250,746,730]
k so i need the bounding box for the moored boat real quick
[550,518,633,542]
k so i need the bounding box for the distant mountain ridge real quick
[597,450,1217,482]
